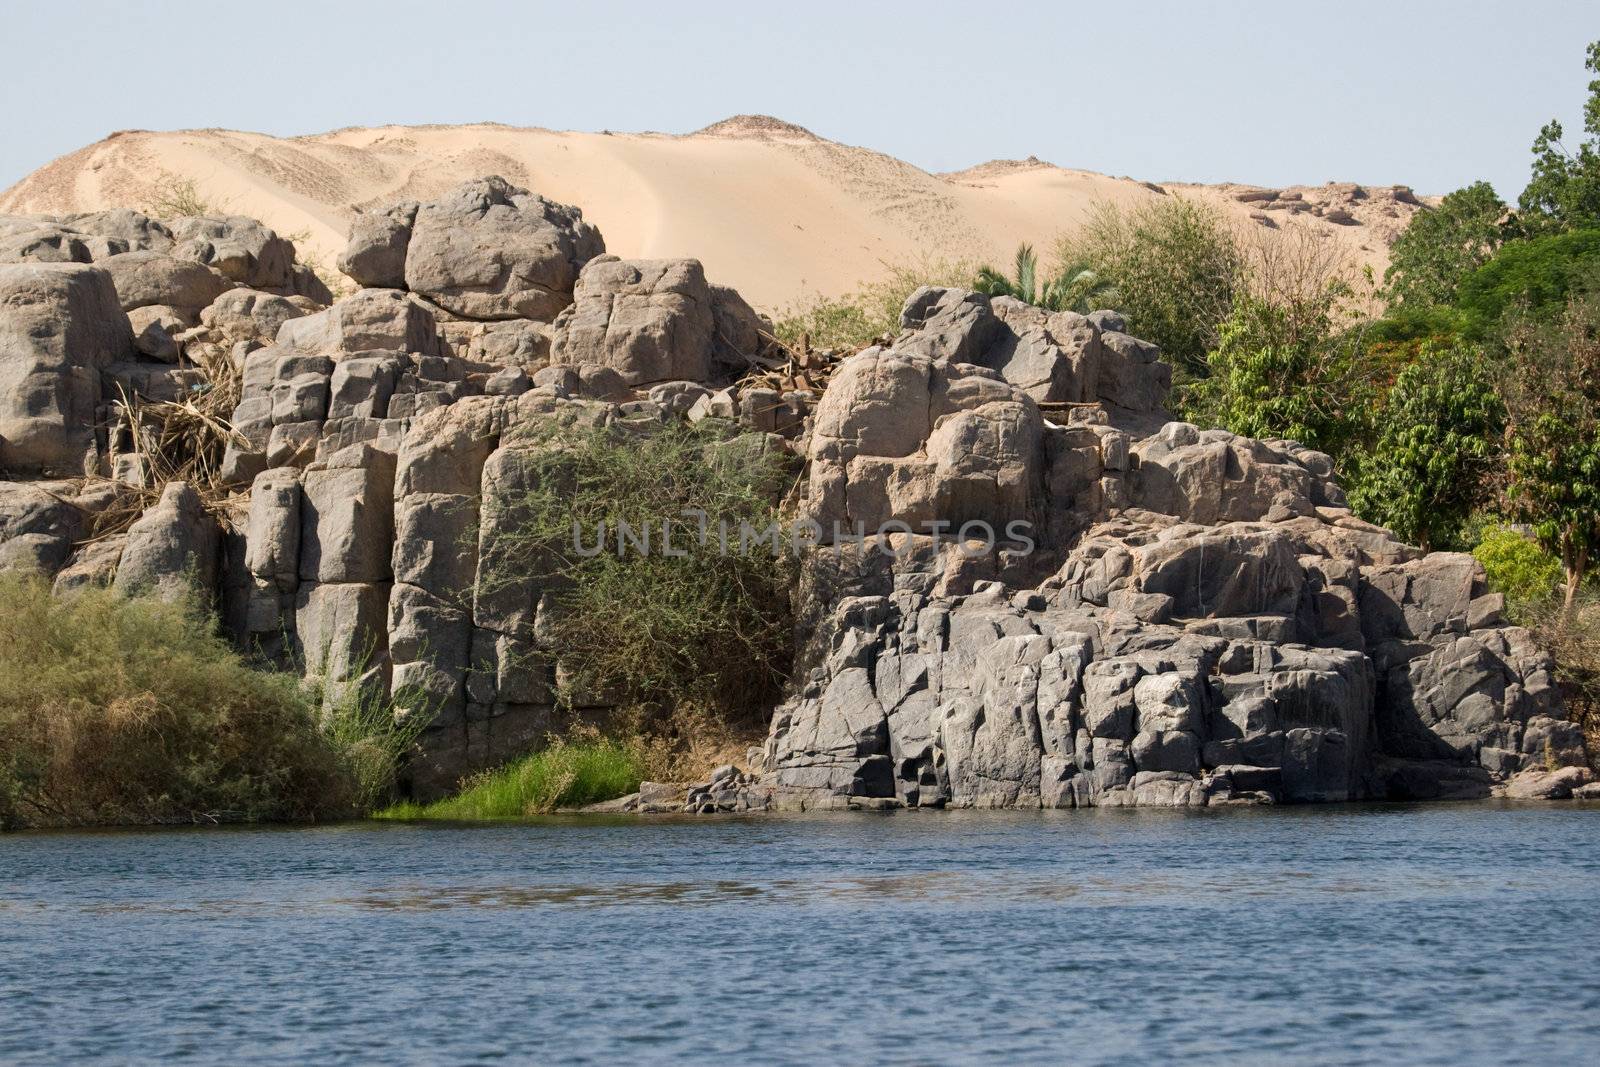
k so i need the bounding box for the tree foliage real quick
[1499,290,1600,608]
[1181,282,1373,458]
[1348,345,1503,551]
[1454,228,1600,334]
[1383,181,1507,309]
[1519,41,1600,234]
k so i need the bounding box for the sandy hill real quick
[0,116,1426,311]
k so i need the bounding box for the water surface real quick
[2,803,1598,1064]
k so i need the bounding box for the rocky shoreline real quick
[1,176,1592,814]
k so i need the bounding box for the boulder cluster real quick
[0,175,1590,808]
[759,293,1586,809]
[0,178,792,795]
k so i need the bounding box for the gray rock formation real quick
[0,210,172,264]
[337,201,416,290]
[100,250,233,315]
[167,215,296,291]
[112,481,219,601]
[757,287,1581,811]
[0,188,1586,811]
[0,262,132,474]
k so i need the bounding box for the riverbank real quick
[3,803,1597,1064]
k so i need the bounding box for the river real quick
[2,803,1597,1064]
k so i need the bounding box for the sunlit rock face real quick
[0,189,1580,807]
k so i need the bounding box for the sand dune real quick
[0,116,1425,311]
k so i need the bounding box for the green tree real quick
[1519,41,1600,234]
[973,244,1117,313]
[1500,290,1600,610]
[1182,282,1372,459]
[1454,229,1600,334]
[1055,198,1244,378]
[1348,345,1503,551]
[1383,181,1507,308]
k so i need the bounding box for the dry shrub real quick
[84,338,249,544]
[115,342,243,494]
[142,174,225,219]
[1239,221,1376,321]
[482,420,798,719]
[769,255,977,352]
[610,702,764,784]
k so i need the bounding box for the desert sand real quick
[0,115,1424,311]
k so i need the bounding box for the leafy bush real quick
[0,574,353,829]
[1180,282,1374,458]
[1472,526,1566,610]
[481,420,797,717]
[377,737,642,819]
[770,257,975,351]
[1056,197,1244,377]
[1348,345,1503,551]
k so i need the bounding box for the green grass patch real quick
[376,739,642,820]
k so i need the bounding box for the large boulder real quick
[99,250,233,314]
[894,286,1170,432]
[276,288,441,357]
[113,482,219,601]
[168,216,296,290]
[338,201,417,290]
[0,210,172,264]
[0,480,87,576]
[0,263,133,474]
[401,176,604,321]
[59,210,175,254]
[547,256,767,385]
[804,347,1043,537]
[199,287,312,345]
[0,219,108,264]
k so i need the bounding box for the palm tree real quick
[975,243,1045,305]
[974,243,1118,314]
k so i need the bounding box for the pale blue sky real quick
[3,0,1593,200]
